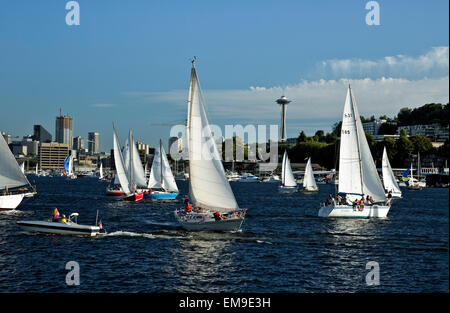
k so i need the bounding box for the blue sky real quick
[0,0,448,152]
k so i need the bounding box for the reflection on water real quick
[170,233,235,292]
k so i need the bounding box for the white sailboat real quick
[382,147,402,198]
[302,157,318,193]
[20,162,25,174]
[0,132,35,210]
[279,151,297,192]
[174,60,246,231]
[110,125,143,201]
[99,163,104,180]
[145,139,179,199]
[318,85,391,218]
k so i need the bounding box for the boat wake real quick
[104,230,191,240]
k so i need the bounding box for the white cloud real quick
[317,46,449,80]
[122,47,449,136]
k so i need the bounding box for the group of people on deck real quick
[325,193,384,210]
[183,198,228,221]
[51,208,67,223]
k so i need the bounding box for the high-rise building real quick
[73,136,85,151]
[33,125,52,143]
[88,132,100,155]
[39,142,70,170]
[55,111,73,146]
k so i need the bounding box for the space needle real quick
[276,95,291,142]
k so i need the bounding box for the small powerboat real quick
[17,213,105,236]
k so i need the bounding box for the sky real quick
[0,0,448,152]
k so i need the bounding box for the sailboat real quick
[302,157,318,193]
[124,131,149,192]
[109,125,143,201]
[407,162,423,190]
[64,154,77,179]
[174,60,246,231]
[0,131,35,210]
[20,162,25,174]
[381,147,402,198]
[144,139,179,199]
[279,151,297,192]
[318,85,391,218]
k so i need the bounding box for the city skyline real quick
[0,1,448,152]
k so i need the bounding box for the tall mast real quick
[349,85,364,194]
[160,139,163,188]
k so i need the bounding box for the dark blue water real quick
[0,176,448,292]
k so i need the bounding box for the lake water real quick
[0,176,448,292]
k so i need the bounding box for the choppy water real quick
[0,176,448,292]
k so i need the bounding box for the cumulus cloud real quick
[317,46,449,80]
[123,47,449,135]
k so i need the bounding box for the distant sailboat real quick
[20,162,25,174]
[302,157,318,193]
[64,154,77,179]
[0,132,35,210]
[145,139,179,199]
[174,60,246,231]
[318,85,391,218]
[381,147,402,198]
[279,151,297,192]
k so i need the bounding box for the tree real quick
[378,123,398,135]
[411,136,433,154]
[297,131,307,143]
[394,130,414,167]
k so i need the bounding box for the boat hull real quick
[279,186,297,193]
[301,189,319,193]
[174,209,245,231]
[17,221,101,236]
[106,188,125,196]
[0,194,25,211]
[143,192,179,200]
[318,204,390,218]
[124,193,143,202]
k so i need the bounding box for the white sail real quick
[147,142,163,189]
[99,163,103,179]
[20,162,25,174]
[303,157,318,191]
[68,155,74,176]
[338,86,386,203]
[129,130,147,187]
[187,62,238,212]
[35,164,38,175]
[0,132,31,189]
[281,151,297,187]
[160,142,178,192]
[112,125,132,195]
[123,138,130,171]
[382,147,401,195]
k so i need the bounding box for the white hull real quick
[279,185,297,193]
[17,220,101,236]
[386,192,402,199]
[174,209,245,231]
[318,204,390,218]
[0,194,25,211]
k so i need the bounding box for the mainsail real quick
[112,125,132,195]
[187,61,238,212]
[338,86,386,203]
[303,157,318,191]
[129,130,147,187]
[0,131,31,190]
[281,151,297,187]
[147,140,178,192]
[382,147,401,195]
